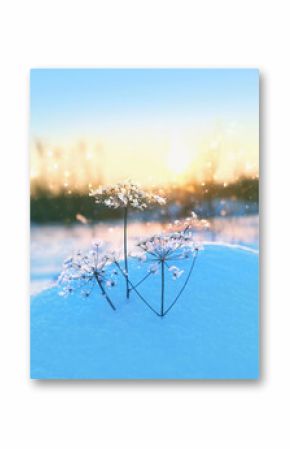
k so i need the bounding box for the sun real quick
[167,137,190,175]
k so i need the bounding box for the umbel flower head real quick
[58,241,117,310]
[123,228,201,317]
[167,211,210,233]
[135,230,201,280]
[89,180,166,210]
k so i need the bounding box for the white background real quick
[0,1,289,448]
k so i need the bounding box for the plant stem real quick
[161,259,165,317]
[95,276,116,311]
[124,206,129,299]
[114,261,161,316]
[129,269,155,291]
[163,249,198,316]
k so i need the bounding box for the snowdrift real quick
[30,244,259,379]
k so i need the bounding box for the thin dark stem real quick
[161,259,165,317]
[129,269,155,291]
[114,261,161,316]
[95,275,116,311]
[163,250,198,316]
[124,206,129,299]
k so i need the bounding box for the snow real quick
[30,215,259,294]
[30,241,259,379]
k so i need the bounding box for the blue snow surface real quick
[30,243,259,379]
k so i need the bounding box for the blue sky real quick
[30,68,259,140]
[30,69,259,187]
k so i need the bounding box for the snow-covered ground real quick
[30,215,259,379]
[31,215,258,295]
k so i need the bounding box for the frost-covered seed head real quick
[90,180,166,210]
[58,241,118,298]
[134,230,199,280]
[168,211,210,234]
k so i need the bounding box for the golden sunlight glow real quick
[167,147,190,176]
[166,134,192,178]
[30,123,259,195]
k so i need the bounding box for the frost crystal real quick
[58,243,117,310]
[135,230,199,279]
[168,211,210,233]
[89,180,166,210]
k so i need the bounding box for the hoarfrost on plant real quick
[90,180,166,210]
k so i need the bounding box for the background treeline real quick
[30,177,259,224]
